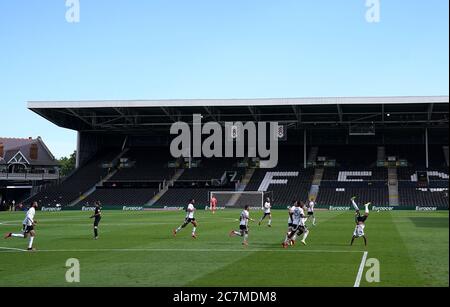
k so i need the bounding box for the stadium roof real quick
[28,96,449,132]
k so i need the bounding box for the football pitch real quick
[0,210,448,287]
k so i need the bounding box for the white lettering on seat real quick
[258,172,299,192]
[338,171,372,182]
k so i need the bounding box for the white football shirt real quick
[240,210,250,226]
[186,203,195,219]
[23,207,35,226]
[288,207,295,224]
[292,207,305,226]
[308,201,315,213]
[263,202,271,214]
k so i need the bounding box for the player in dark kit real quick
[350,196,370,246]
[90,201,102,240]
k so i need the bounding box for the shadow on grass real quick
[409,217,449,228]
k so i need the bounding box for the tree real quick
[59,151,77,177]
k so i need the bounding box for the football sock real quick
[28,236,34,249]
[268,219,272,226]
[351,199,360,211]
[94,228,98,237]
[12,233,24,238]
[234,231,242,237]
[302,230,309,241]
[243,234,249,242]
[192,227,197,234]
[364,203,370,214]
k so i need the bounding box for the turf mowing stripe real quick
[354,251,368,287]
[0,247,365,254]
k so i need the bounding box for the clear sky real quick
[0,0,448,158]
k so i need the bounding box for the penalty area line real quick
[354,251,368,288]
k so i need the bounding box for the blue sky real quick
[0,0,448,158]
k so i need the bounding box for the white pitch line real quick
[0,247,27,252]
[0,247,365,254]
[354,251,368,287]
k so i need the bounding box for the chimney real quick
[30,143,38,160]
[0,143,3,158]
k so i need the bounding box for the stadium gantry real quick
[22,95,449,210]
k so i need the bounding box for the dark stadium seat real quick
[398,187,448,208]
[322,168,388,181]
[110,147,176,181]
[25,149,120,207]
[154,188,233,207]
[245,169,314,206]
[80,188,159,207]
[177,158,244,181]
[316,186,390,206]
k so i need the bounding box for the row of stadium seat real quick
[316,187,390,206]
[22,145,449,209]
[110,148,176,181]
[79,188,159,207]
[322,169,388,181]
[399,188,449,208]
[27,149,120,207]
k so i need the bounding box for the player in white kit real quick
[282,201,310,248]
[230,205,254,246]
[286,201,297,246]
[258,197,272,227]
[350,196,370,246]
[4,202,38,251]
[287,201,296,232]
[307,197,317,226]
[173,199,198,239]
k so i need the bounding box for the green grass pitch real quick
[0,209,448,287]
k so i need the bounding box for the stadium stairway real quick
[145,168,185,207]
[219,168,256,207]
[388,168,400,206]
[67,148,130,208]
[238,168,256,191]
[308,168,324,200]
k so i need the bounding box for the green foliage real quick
[59,151,76,177]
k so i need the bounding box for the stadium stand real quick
[316,146,378,167]
[110,147,176,181]
[398,186,449,208]
[24,96,449,210]
[245,170,314,206]
[80,188,159,207]
[26,149,120,207]
[316,184,390,206]
[177,158,244,181]
[386,145,447,168]
[322,168,388,181]
[154,188,233,207]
